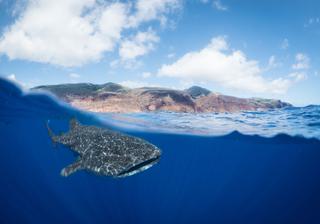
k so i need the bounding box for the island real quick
[32,83,292,113]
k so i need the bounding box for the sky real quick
[0,0,319,106]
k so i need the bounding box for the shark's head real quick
[116,142,161,178]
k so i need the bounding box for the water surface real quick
[99,105,320,139]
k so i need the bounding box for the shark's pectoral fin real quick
[61,158,83,177]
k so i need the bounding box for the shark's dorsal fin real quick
[69,118,81,130]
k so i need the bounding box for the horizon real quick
[0,0,319,106]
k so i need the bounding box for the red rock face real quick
[195,94,257,112]
[32,84,291,113]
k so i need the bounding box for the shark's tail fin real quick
[46,120,57,146]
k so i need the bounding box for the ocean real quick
[1,77,320,224]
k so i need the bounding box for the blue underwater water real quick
[1,78,320,224]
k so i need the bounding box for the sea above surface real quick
[98,105,320,140]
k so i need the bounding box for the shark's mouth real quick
[116,156,160,178]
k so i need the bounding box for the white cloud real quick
[292,53,310,70]
[69,73,80,79]
[7,73,17,81]
[10,0,29,17]
[281,38,289,50]
[127,0,182,28]
[167,53,175,58]
[200,0,228,11]
[158,36,300,94]
[0,0,181,67]
[0,0,128,67]
[119,80,163,88]
[109,60,119,68]
[98,3,129,43]
[268,55,276,68]
[119,29,159,61]
[212,0,228,11]
[266,55,281,70]
[142,72,151,78]
[288,72,308,82]
[305,17,320,27]
[6,73,27,87]
[109,59,143,70]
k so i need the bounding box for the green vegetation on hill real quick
[32,82,127,98]
[185,86,211,99]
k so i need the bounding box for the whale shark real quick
[46,119,161,177]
